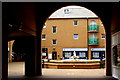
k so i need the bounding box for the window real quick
[42,48,48,56]
[64,52,72,57]
[52,26,57,33]
[42,34,46,40]
[92,52,99,58]
[74,20,78,26]
[90,21,96,25]
[52,39,57,45]
[64,9,70,14]
[79,52,86,57]
[74,34,78,39]
[100,22,103,26]
[63,52,73,59]
[90,34,96,38]
[101,34,105,39]
[43,23,46,28]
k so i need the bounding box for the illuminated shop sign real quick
[91,48,105,51]
[63,48,88,51]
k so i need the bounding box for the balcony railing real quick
[88,25,99,32]
[88,38,99,45]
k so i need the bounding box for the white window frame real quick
[74,34,79,39]
[42,34,46,40]
[73,20,78,26]
[52,39,57,45]
[52,26,57,33]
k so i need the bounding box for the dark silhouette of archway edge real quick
[35,2,113,76]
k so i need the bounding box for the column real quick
[25,36,36,76]
[106,31,112,76]
[88,47,91,60]
[9,40,15,62]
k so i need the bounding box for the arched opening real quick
[4,2,118,79]
[41,5,107,78]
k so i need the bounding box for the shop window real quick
[52,26,57,33]
[42,34,46,40]
[52,39,57,45]
[74,34,78,39]
[90,20,97,25]
[101,34,105,39]
[79,52,86,57]
[63,52,72,59]
[73,20,78,26]
[65,52,71,57]
[92,52,99,58]
[42,48,48,59]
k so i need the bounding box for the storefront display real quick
[63,48,88,59]
[91,48,105,59]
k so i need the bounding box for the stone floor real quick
[8,62,118,80]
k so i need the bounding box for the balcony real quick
[88,38,99,45]
[88,25,99,32]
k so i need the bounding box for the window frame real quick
[90,33,96,38]
[90,21,97,25]
[73,20,78,26]
[79,52,86,57]
[52,39,57,45]
[74,34,79,39]
[52,26,57,33]
[101,34,105,39]
[92,52,99,58]
[42,34,46,40]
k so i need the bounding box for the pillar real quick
[106,31,112,76]
[25,36,36,76]
[88,47,91,60]
[8,40,15,62]
[24,36,41,76]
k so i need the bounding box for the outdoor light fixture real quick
[53,47,56,50]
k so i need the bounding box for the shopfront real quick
[42,48,48,61]
[91,48,105,60]
[63,48,88,59]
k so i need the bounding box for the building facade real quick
[41,6,106,60]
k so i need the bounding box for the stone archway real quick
[38,3,112,76]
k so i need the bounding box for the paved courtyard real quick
[8,62,117,80]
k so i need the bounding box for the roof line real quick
[48,17,98,19]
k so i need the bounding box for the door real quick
[52,52,57,60]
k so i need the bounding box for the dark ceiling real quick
[2,2,120,40]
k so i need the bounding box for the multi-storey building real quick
[41,6,106,60]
